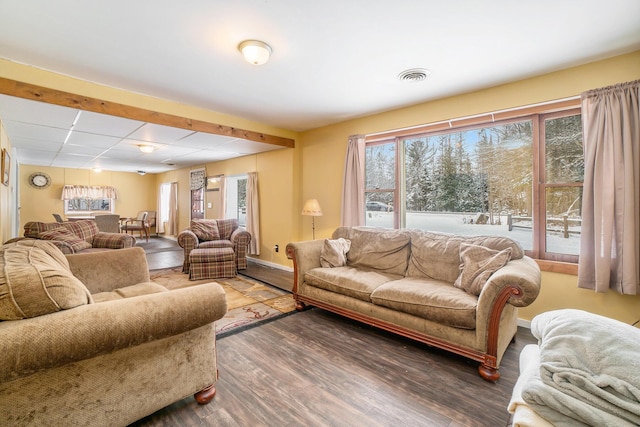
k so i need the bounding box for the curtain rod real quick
[366,95,581,138]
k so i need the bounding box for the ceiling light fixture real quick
[138,144,155,154]
[238,40,272,65]
[136,170,146,176]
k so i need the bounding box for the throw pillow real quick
[190,220,220,241]
[320,238,351,268]
[39,227,93,253]
[0,241,92,320]
[454,243,512,296]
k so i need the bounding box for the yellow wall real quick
[296,51,640,326]
[0,121,13,244]
[19,164,158,230]
[1,52,639,326]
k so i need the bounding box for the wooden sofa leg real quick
[295,300,307,312]
[478,364,500,382]
[194,385,216,404]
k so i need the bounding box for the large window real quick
[365,106,583,263]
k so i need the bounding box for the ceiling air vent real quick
[398,68,431,82]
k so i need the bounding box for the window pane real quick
[365,192,394,228]
[545,186,582,255]
[545,114,583,184]
[365,142,395,190]
[404,123,533,250]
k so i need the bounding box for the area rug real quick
[149,267,296,338]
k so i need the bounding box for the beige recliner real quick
[0,240,227,426]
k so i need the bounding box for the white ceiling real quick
[0,0,639,173]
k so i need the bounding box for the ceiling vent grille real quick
[398,68,431,82]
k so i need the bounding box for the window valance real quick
[61,185,119,200]
[190,169,206,191]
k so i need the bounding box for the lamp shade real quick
[238,40,272,65]
[301,199,323,216]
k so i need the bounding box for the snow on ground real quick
[365,211,580,255]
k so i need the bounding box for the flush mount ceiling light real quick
[136,170,146,176]
[238,40,272,65]
[138,144,155,154]
[398,68,432,82]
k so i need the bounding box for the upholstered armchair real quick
[0,240,227,426]
[178,218,251,273]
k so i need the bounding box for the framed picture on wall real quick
[1,149,9,186]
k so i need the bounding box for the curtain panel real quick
[578,80,639,295]
[246,172,260,255]
[341,134,366,226]
[61,185,118,200]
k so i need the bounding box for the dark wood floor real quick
[133,237,530,426]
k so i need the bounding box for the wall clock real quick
[28,172,52,189]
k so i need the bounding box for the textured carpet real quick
[149,267,296,338]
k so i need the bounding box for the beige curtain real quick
[246,172,260,255]
[578,80,639,294]
[219,176,227,218]
[157,182,178,236]
[341,134,366,226]
[61,185,118,200]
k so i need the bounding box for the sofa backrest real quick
[406,230,523,282]
[333,227,411,276]
[24,220,99,243]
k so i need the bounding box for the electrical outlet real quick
[274,244,279,253]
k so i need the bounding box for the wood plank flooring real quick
[133,237,530,426]
[131,309,533,427]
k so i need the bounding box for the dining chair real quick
[120,211,150,241]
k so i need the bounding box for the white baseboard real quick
[248,257,293,272]
[517,318,532,329]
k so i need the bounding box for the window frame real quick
[364,100,582,265]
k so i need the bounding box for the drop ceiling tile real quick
[73,110,144,138]
[3,121,68,143]
[65,131,122,149]
[178,132,238,149]
[127,123,194,143]
[0,94,78,128]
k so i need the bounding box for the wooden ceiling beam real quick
[0,77,295,148]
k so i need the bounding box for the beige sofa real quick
[0,240,227,426]
[286,227,541,381]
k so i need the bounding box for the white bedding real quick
[513,309,640,427]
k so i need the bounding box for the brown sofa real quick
[286,227,541,381]
[178,218,252,273]
[0,240,227,426]
[9,219,136,254]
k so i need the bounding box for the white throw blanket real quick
[522,309,640,427]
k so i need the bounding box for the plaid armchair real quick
[14,220,136,254]
[177,219,251,273]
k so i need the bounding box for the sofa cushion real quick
[406,230,523,282]
[454,243,512,296]
[370,277,478,329]
[305,266,401,302]
[216,218,238,240]
[190,220,220,241]
[39,227,93,253]
[320,238,351,268]
[199,239,233,249]
[92,282,168,303]
[61,220,100,244]
[0,240,92,320]
[23,221,60,238]
[337,227,411,276]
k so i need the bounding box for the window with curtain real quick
[61,185,117,215]
[364,104,583,263]
[225,174,248,226]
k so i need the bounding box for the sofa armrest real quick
[177,230,199,250]
[66,247,151,293]
[0,282,227,383]
[479,256,541,309]
[91,232,136,249]
[286,240,324,293]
